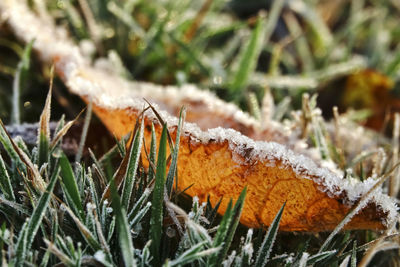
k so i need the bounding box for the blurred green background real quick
[1,0,400,130]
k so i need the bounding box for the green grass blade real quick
[14,221,28,267]
[99,144,119,167]
[61,0,88,39]
[59,153,84,218]
[240,229,254,267]
[216,187,247,266]
[116,136,127,158]
[0,120,46,191]
[148,123,157,181]
[75,100,92,164]
[169,33,210,76]
[0,120,25,172]
[11,39,34,125]
[351,241,357,267]
[0,153,15,200]
[87,169,101,222]
[210,199,233,252]
[205,195,222,227]
[208,188,247,266]
[0,195,30,215]
[288,0,332,55]
[131,16,168,77]
[38,132,49,168]
[107,1,146,38]
[130,202,151,228]
[107,216,116,243]
[26,165,60,250]
[128,188,151,222]
[229,15,267,95]
[306,250,337,265]
[167,241,219,267]
[385,51,400,76]
[166,107,184,195]
[254,202,286,267]
[110,178,136,267]
[89,148,107,185]
[121,119,144,209]
[39,250,51,267]
[44,239,75,266]
[150,124,168,265]
[62,203,102,251]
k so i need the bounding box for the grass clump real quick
[0,87,379,266]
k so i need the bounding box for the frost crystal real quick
[94,250,106,262]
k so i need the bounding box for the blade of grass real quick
[100,136,135,202]
[169,33,210,76]
[131,13,169,77]
[306,250,337,265]
[26,165,60,250]
[107,1,146,38]
[0,153,15,200]
[130,202,151,228]
[230,0,284,95]
[121,118,144,209]
[339,255,351,267]
[299,252,309,267]
[289,0,333,56]
[166,107,185,196]
[229,14,267,95]
[110,179,136,266]
[44,239,75,266]
[385,51,400,76]
[166,241,219,267]
[0,120,46,191]
[205,196,222,227]
[240,229,254,266]
[98,143,119,166]
[100,109,148,202]
[50,109,85,150]
[248,92,261,121]
[283,12,314,72]
[150,124,168,265]
[0,121,24,170]
[209,187,247,267]
[75,100,92,164]
[209,199,233,257]
[351,241,357,267]
[13,221,28,267]
[60,202,102,251]
[0,196,30,215]
[128,188,151,222]
[59,153,84,218]
[254,202,285,267]
[148,123,157,181]
[218,188,247,265]
[11,39,34,125]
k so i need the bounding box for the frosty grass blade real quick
[0,0,397,231]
